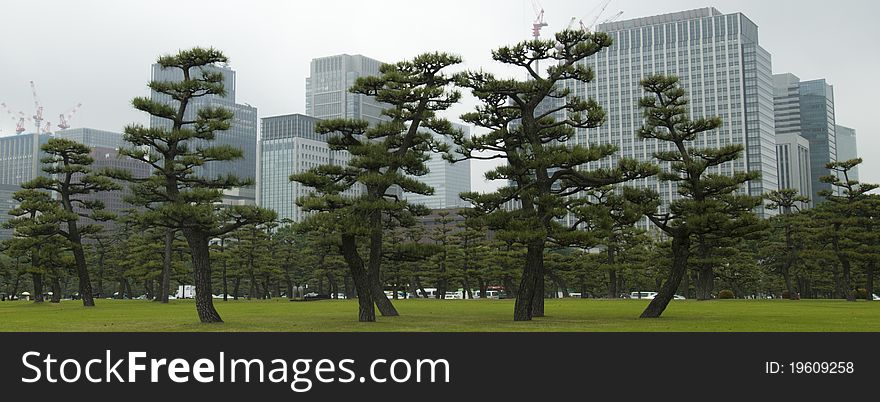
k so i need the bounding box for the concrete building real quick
[150,64,258,193]
[258,114,358,223]
[773,73,837,203]
[775,134,812,209]
[305,54,387,125]
[570,7,778,219]
[403,123,472,210]
[835,125,859,182]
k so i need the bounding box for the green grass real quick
[0,298,878,332]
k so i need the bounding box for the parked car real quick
[630,291,658,299]
[873,294,879,301]
[673,294,686,300]
[304,293,330,300]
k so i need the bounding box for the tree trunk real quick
[233,276,241,300]
[478,278,487,299]
[641,233,690,318]
[866,261,875,302]
[696,267,714,301]
[96,249,105,298]
[158,229,173,303]
[50,273,62,303]
[515,240,544,321]
[222,239,228,302]
[32,273,44,303]
[548,270,569,298]
[366,211,398,315]
[341,233,375,322]
[66,223,95,307]
[182,229,223,323]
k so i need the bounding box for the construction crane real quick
[531,0,548,40]
[57,102,83,130]
[581,0,611,32]
[29,81,49,134]
[601,11,624,25]
[1,102,27,134]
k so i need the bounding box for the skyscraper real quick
[305,54,387,125]
[773,73,837,203]
[0,133,50,186]
[150,64,258,185]
[54,128,127,150]
[258,114,357,223]
[835,125,859,182]
[776,134,812,209]
[571,8,778,217]
[403,123,472,210]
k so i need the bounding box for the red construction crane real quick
[531,0,548,40]
[57,102,83,130]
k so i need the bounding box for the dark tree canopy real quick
[114,47,276,322]
[451,29,657,321]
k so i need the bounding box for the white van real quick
[630,291,657,299]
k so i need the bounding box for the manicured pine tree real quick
[18,138,119,307]
[114,47,276,322]
[4,190,66,303]
[292,52,462,321]
[451,29,657,321]
[817,158,877,301]
[624,75,762,318]
[762,188,812,298]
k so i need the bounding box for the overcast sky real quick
[1,0,877,192]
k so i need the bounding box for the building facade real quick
[835,125,858,182]
[773,73,837,203]
[569,8,778,219]
[403,123,472,210]
[150,64,258,188]
[258,114,358,223]
[0,184,20,240]
[305,54,388,125]
[775,134,812,209]
[0,133,50,186]
[54,128,128,150]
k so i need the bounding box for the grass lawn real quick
[0,298,878,332]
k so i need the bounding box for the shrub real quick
[718,290,735,299]
[781,290,791,299]
[854,288,868,299]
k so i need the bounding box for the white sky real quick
[1,0,878,192]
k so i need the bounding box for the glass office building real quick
[773,73,837,203]
[834,125,858,182]
[568,8,778,218]
[776,134,812,210]
[305,54,388,125]
[403,123,472,210]
[258,114,359,223]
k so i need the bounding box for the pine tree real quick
[451,29,657,320]
[113,47,276,322]
[625,75,763,318]
[818,158,877,301]
[763,188,812,298]
[292,52,461,322]
[19,138,119,306]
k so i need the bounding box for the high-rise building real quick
[258,114,357,223]
[150,64,258,188]
[403,123,472,210]
[571,8,778,218]
[775,134,812,209]
[835,125,859,182]
[0,133,50,186]
[54,128,128,150]
[773,73,837,203]
[0,183,20,240]
[305,54,387,125]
